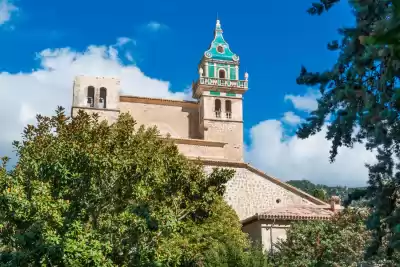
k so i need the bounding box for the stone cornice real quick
[191,83,248,99]
[71,106,120,112]
[120,95,199,108]
[204,118,243,123]
[201,57,240,66]
[162,137,226,147]
[189,158,328,207]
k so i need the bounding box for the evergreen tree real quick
[296,0,400,260]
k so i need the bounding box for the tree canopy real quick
[296,0,400,259]
[270,209,371,267]
[312,188,328,202]
[0,107,260,266]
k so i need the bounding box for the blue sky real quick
[0,0,376,186]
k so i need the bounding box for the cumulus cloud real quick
[246,99,376,187]
[0,0,17,25]
[0,39,189,162]
[282,111,302,125]
[115,37,135,47]
[284,88,320,112]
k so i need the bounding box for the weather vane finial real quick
[216,13,221,28]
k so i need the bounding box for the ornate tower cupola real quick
[193,19,248,162]
[193,19,248,98]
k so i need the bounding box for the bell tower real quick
[193,19,249,162]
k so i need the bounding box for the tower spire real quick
[204,18,238,62]
[215,18,222,35]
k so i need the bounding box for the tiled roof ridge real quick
[241,205,334,225]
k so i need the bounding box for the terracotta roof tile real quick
[257,205,334,221]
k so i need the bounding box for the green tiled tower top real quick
[203,20,239,62]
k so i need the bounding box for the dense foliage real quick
[296,0,400,259]
[286,179,364,201]
[203,243,270,267]
[270,209,371,267]
[0,107,259,266]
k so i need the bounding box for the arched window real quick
[87,86,95,107]
[214,99,221,118]
[218,69,226,79]
[99,87,107,108]
[225,100,232,119]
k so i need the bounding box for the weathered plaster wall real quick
[242,221,262,246]
[118,101,200,139]
[72,76,120,110]
[71,108,120,124]
[204,166,316,220]
[176,143,224,159]
[261,220,290,253]
[200,93,244,162]
[242,220,290,253]
[203,120,243,162]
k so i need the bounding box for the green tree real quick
[312,188,328,202]
[343,188,368,207]
[295,0,400,259]
[270,209,371,267]
[203,243,270,267]
[0,107,257,266]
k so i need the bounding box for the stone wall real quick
[204,166,316,220]
[119,100,200,139]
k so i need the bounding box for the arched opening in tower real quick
[218,69,226,79]
[214,99,221,118]
[100,87,107,108]
[87,86,95,107]
[225,100,232,119]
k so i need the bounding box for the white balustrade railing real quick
[198,77,248,89]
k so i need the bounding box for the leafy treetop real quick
[0,107,257,266]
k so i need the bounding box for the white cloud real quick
[254,88,376,187]
[146,21,164,31]
[282,111,302,125]
[0,39,189,163]
[125,52,134,62]
[284,88,320,112]
[245,116,376,187]
[116,37,135,47]
[0,0,17,25]
[247,85,375,187]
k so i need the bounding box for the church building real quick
[71,19,341,252]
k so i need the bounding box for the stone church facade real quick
[71,20,339,252]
